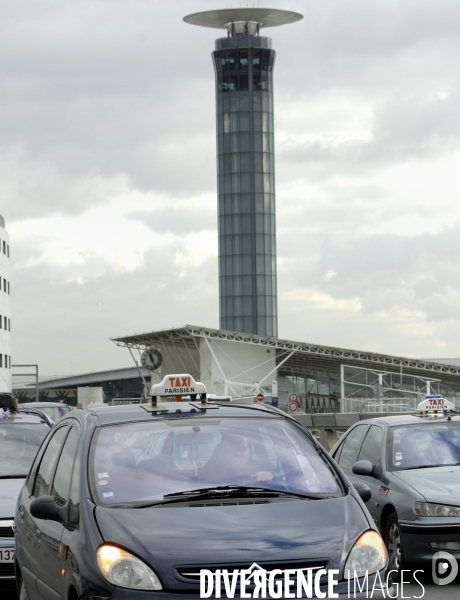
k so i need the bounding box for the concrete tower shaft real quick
[184,9,303,338]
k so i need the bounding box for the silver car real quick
[330,413,460,573]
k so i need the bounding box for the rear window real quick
[0,423,50,477]
[90,417,339,505]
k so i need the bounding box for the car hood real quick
[0,478,24,518]
[393,465,460,503]
[95,494,368,591]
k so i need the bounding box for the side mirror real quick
[352,482,371,503]
[352,460,374,476]
[30,496,67,524]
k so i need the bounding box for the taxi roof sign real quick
[417,395,455,412]
[150,374,207,398]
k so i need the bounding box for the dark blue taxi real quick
[15,375,394,599]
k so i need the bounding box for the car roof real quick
[86,401,284,427]
[20,402,70,408]
[0,412,47,425]
[356,413,460,427]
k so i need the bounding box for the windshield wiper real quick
[0,474,27,479]
[401,463,460,470]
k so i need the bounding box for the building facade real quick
[0,214,11,393]
[185,9,302,338]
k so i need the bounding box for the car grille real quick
[0,525,14,538]
[175,559,328,584]
[0,564,15,577]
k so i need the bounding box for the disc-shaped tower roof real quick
[183,8,303,30]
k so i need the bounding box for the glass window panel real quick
[231,153,240,173]
[262,93,270,111]
[263,174,271,193]
[243,317,254,333]
[234,296,243,316]
[224,194,232,215]
[264,214,271,233]
[254,173,263,193]
[261,70,269,91]
[242,234,252,254]
[256,275,265,295]
[239,111,250,131]
[243,275,252,295]
[218,215,224,235]
[261,49,270,71]
[220,52,229,72]
[212,53,220,73]
[226,296,234,316]
[253,112,262,131]
[271,235,277,255]
[262,133,270,152]
[33,426,68,498]
[230,94,239,111]
[241,193,251,213]
[266,297,273,316]
[265,320,273,338]
[234,276,242,295]
[233,255,242,276]
[272,296,277,316]
[265,274,272,295]
[232,194,241,214]
[218,134,223,154]
[234,317,243,332]
[253,93,262,110]
[257,296,265,315]
[220,276,226,296]
[264,235,271,255]
[254,152,263,172]
[240,153,251,172]
[220,298,225,316]
[223,134,231,152]
[225,255,233,275]
[269,50,276,70]
[219,175,225,194]
[262,113,269,133]
[240,132,251,151]
[232,173,240,193]
[239,74,249,90]
[253,73,261,91]
[257,317,266,334]
[219,254,225,273]
[227,50,237,71]
[238,49,248,71]
[231,214,241,235]
[255,214,264,234]
[255,234,264,254]
[224,174,232,194]
[233,234,241,254]
[218,195,224,216]
[253,48,261,70]
[263,153,270,172]
[265,255,272,275]
[240,172,251,193]
[242,255,252,274]
[253,132,262,152]
[223,153,231,171]
[223,94,231,111]
[239,93,250,110]
[255,193,264,213]
[223,113,231,133]
[242,214,252,234]
[243,296,253,316]
[231,112,238,131]
[226,276,234,295]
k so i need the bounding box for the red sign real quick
[257,393,265,402]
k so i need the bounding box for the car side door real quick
[19,424,69,600]
[351,424,385,526]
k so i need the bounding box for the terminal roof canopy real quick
[183,8,303,30]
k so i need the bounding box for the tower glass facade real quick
[213,35,278,338]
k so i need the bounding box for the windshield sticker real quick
[395,461,401,466]
[395,452,402,461]
[102,491,114,498]
[98,480,108,486]
[98,472,109,478]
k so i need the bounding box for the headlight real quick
[97,544,162,590]
[414,502,460,517]
[344,531,387,579]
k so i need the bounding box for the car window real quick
[337,425,368,470]
[51,427,80,506]
[0,423,50,477]
[389,422,460,471]
[90,417,341,506]
[33,426,68,498]
[357,425,383,466]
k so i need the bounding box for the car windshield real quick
[0,423,50,477]
[90,417,339,505]
[389,422,460,471]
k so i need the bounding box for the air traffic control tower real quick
[184,8,303,338]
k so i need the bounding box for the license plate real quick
[0,549,14,563]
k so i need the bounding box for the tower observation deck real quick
[184,8,303,338]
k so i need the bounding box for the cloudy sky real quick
[3,0,460,377]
